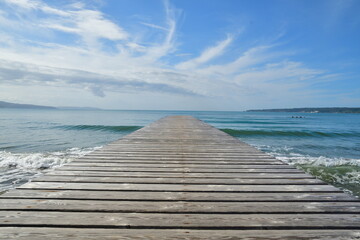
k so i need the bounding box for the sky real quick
[0,0,359,111]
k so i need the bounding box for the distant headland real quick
[0,101,56,110]
[246,107,360,114]
[0,101,100,110]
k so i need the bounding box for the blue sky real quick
[0,0,359,110]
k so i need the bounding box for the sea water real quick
[0,109,359,197]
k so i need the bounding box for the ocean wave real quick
[299,164,360,197]
[0,147,100,170]
[0,147,101,192]
[254,145,360,197]
[221,128,358,138]
[54,125,142,133]
[255,144,360,167]
[276,154,360,167]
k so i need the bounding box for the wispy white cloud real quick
[235,61,323,85]
[0,0,186,95]
[141,0,178,61]
[141,22,168,31]
[0,59,197,97]
[3,0,127,48]
[196,45,271,76]
[176,35,233,70]
[4,0,70,16]
[46,9,128,41]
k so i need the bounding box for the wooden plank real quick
[92,149,266,152]
[1,199,360,213]
[73,159,285,164]
[88,152,269,155]
[18,182,341,192]
[0,228,359,240]
[81,157,279,162]
[98,149,265,153]
[78,157,281,162]
[47,170,316,178]
[2,190,356,202]
[57,166,304,173]
[63,163,295,169]
[32,176,325,185]
[86,153,274,158]
[0,211,359,228]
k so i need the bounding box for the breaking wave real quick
[255,145,360,197]
[0,146,101,192]
[55,125,142,132]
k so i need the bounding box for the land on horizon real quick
[0,101,100,110]
[0,101,56,110]
[1,100,360,113]
[247,107,360,114]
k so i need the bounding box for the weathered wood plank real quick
[47,171,316,179]
[0,211,359,228]
[92,149,266,152]
[1,228,359,240]
[78,156,281,162]
[82,147,273,151]
[63,163,295,169]
[74,159,285,164]
[85,153,274,158]
[57,166,304,173]
[32,176,325,185]
[1,199,359,213]
[18,182,341,192]
[88,152,270,156]
[2,190,356,202]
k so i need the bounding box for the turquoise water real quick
[0,109,359,196]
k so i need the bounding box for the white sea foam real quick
[276,154,360,167]
[0,146,102,192]
[0,146,102,170]
[251,144,360,197]
[254,144,360,167]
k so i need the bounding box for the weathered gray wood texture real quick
[0,116,359,239]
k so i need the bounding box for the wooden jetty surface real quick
[0,116,359,239]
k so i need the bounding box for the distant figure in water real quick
[292,116,305,118]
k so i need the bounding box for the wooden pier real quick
[0,116,359,239]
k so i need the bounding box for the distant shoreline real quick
[0,101,56,110]
[0,101,99,110]
[246,107,360,114]
[1,100,359,113]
